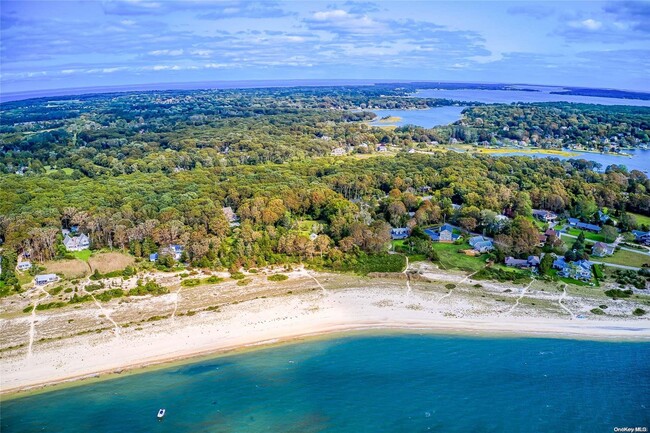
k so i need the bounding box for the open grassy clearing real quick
[88,251,135,273]
[598,250,650,268]
[629,212,650,227]
[431,242,487,272]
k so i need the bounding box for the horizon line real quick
[2,78,650,104]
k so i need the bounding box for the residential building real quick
[532,209,558,222]
[391,227,410,240]
[35,274,58,285]
[149,253,159,262]
[591,242,615,257]
[222,206,240,227]
[63,233,90,251]
[553,258,593,281]
[505,256,540,268]
[162,244,184,261]
[425,224,461,243]
[469,235,494,253]
[567,218,601,232]
[17,261,32,271]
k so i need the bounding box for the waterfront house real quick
[532,209,558,223]
[591,242,615,257]
[63,233,90,251]
[469,235,494,253]
[505,255,540,268]
[554,258,593,281]
[162,244,184,261]
[425,224,461,243]
[35,274,58,285]
[391,227,410,240]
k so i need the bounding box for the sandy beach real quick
[1,264,649,396]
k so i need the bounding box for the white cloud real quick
[148,49,184,56]
[575,19,602,30]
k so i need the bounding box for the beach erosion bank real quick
[2,266,649,396]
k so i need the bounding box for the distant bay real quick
[414,88,650,106]
[3,333,649,433]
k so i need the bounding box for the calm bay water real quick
[496,148,650,172]
[367,107,466,128]
[2,334,649,433]
[414,88,650,106]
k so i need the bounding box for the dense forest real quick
[1,85,650,292]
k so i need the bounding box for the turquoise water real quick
[2,334,649,432]
[367,107,465,128]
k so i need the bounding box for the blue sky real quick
[2,0,650,93]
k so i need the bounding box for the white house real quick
[63,233,90,251]
[35,274,59,285]
[17,261,32,271]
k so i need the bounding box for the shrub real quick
[237,278,251,286]
[445,283,456,290]
[633,308,646,316]
[604,289,633,299]
[181,278,201,287]
[230,272,245,280]
[205,276,224,284]
[268,274,289,282]
[590,308,605,315]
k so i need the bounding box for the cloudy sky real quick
[2,0,650,93]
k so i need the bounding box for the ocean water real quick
[414,88,650,106]
[366,107,466,128]
[2,334,649,433]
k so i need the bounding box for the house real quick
[632,230,650,244]
[545,228,559,238]
[391,227,410,240]
[575,222,601,232]
[35,274,58,285]
[568,218,580,226]
[377,145,388,152]
[149,253,159,262]
[63,233,90,251]
[17,261,32,271]
[309,233,318,241]
[532,209,558,222]
[451,204,462,211]
[331,147,347,156]
[591,242,615,257]
[222,206,240,227]
[554,258,593,281]
[469,235,494,253]
[162,244,184,261]
[505,256,540,268]
[538,234,548,246]
[425,224,461,243]
[597,210,611,224]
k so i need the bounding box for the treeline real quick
[1,153,649,272]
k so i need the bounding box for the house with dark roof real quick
[149,253,159,262]
[591,242,615,257]
[391,227,410,240]
[532,209,558,222]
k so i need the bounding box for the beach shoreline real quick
[2,283,649,398]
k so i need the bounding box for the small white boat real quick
[157,409,166,419]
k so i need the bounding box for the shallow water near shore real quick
[2,333,649,432]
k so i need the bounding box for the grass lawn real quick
[596,249,650,268]
[72,249,92,261]
[629,212,650,227]
[566,228,605,242]
[72,250,93,262]
[431,242,487,272]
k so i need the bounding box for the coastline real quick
[2,283,649,398]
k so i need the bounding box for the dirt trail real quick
[27,287,51,360]
[558,284,576,319]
